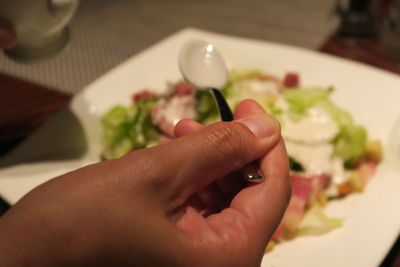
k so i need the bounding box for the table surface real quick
[0,0,337,94]
[1,34,400,266]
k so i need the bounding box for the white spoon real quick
[178,39,264,183]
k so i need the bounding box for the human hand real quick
[0,99,290,267]
[0,18,17,50]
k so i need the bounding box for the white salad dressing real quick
[278,100,339,144]
[237,79,280,96]
[285,141,334,176]
[163,96,196,125]
[266,94,347,186]
[331,157,348,184]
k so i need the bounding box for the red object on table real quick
[320,35,400,75]
[0,74,71,155]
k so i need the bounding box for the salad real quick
[101,70,382,249]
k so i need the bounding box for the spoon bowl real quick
[179,39,228,90]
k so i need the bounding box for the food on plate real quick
[101,70,382,248]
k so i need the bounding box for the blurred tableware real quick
[380,0,400,56]
[0,18,17,50]
[0,0,79,61]
[336,0,378,37]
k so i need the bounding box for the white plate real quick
[1,28,400,267]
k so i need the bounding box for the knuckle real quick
[202,122,251,165]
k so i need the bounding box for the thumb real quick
[130,112,281,207]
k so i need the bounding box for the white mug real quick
[0,0,79,60]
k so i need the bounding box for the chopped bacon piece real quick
[308,174,331,206]
[173,82,195,96]
[151,96,196,137]
[291,174,313,198]
[337,181,352,197]
[358,161,377,185]
[151,104,175,137]
[132,90,157,103]
[337,161,377,196]
[281,175,311,231]
[283,72,300,88]
[272,226,285,243]
[280,174,331,232]
[281,194,307,231]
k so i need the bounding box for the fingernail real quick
[238,115,279,138]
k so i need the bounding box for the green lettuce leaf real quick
[283,87,332,121]
[101,98,159,159]
[334,125,367,165]
[194,90,219,124]
[281,87,367,163]
[102,105,132,159]
[322,101,367,163]
[229,69,266,81]
[286,203,342,238]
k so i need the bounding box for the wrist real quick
[0,212,53,266]
[0,196,84,266]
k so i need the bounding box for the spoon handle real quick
[211,88,233,121]
[210,88,264,183]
